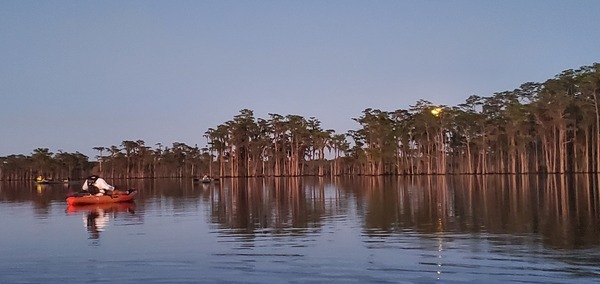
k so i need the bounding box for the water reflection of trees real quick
[210,178,338,234]
[211,175,599,249]
[0,182,75,217]
[353,175,599,249]
[2,175,598,249]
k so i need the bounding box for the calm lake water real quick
[0,175,599,283]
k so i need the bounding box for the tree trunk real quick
[594,91,600,173]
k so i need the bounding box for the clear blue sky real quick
[1,0,599,158]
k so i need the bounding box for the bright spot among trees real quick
[431,107,442,117]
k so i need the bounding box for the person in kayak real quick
[82,175,115,196]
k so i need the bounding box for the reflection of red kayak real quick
[66,190,137,206]
[66,202,135,213]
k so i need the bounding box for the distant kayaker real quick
[82,175,115,196]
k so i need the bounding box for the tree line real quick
[0,141,210,181]
[205,63,600,176]
[1,63,599,180]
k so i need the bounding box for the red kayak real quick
[66,190,137,206]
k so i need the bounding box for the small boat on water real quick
[35,176,79,184]
[196,175,218,184]
[35,178,62,184]
[66,190,137,206]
